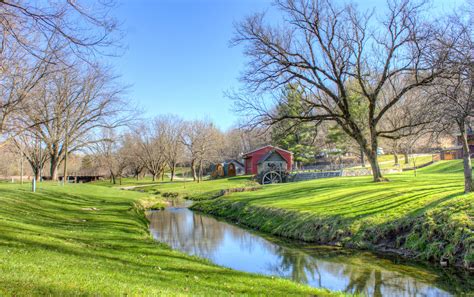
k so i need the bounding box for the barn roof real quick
[257,150,286,164]
[226,159,244,167]
[242,145,293,157]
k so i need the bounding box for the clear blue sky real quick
[109,0,464,130]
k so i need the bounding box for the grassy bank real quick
[0,182,338,296]
[191,161,473,270]
[134,175,258,200]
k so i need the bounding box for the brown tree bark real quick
[459,122,472,193]
[110,171,116,184]
[404,152,410,164]
[170,163,176,181]
[393,153,399,165]
[360,147,366,167]
[366,150,383,182]
[363,131,384,182]
[190,160,197,181]
[50,157,60,181]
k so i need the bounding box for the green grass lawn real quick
[93,167,194,188]
[349,154,434,170]
[0,182,338,296]
[93,176,164,187]
[134,175,258,200]
[192,160,473,269]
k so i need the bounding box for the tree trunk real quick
[460,122,473,193]
[191,160,197,181]
[198,159,203,183]
[62,152,68,186]
[152,173,156,181]
[366,132,384,182]
[360,146,366,167]
[20,154,24,185]
[393,153,399,165]
[366,150,384,182]
[170,163,176,181]
[404,152,409,164]
[50,157,59,181]
[34,169,40,182]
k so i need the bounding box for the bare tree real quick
[379,87,435,165]
[0,0,120,60]
[13,131,49,181]
[91,128,127,185]
[121,133,144,180]
[20,64,126,180]
[181,120,221,182]
[158,115,185,181]
[135,120,167,182]
[431,12,473,192]
[0,44,56,140]
[232,0,453,181]
[222,127,271,160]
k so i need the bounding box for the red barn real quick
[243,145,293,175]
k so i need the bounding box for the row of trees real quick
[0,1,126,183]
[232,0,473,191]
[92,118,270,184]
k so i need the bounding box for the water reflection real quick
[148,206,472,296]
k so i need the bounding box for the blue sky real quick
[109,0,464,130]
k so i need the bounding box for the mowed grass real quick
[137,175,258,200]
[214,161,465,219]
[0,182,338,296]
[93,167,194,188]
[349,154,434,170]
[192,161,473,268]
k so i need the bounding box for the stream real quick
[147,201,473,296]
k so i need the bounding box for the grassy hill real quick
[348,154,434,170]
[191,160,473,269]
[0,182,337,296]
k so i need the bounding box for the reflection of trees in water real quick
[268,245,451,296]
[268,246,322,286]
[149,209,268,259]
[342,265,435,296]
[149,210,455,297]
[149,210,226,258]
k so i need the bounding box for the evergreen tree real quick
[271,84,316,167]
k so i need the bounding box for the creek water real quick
[147,201,472,296]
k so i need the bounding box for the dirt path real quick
[119,184,158,190]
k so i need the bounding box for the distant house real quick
[210,160,245,178]
[225,160,244,177]
[459,131,474,157]
[242,145,293,175]
[440,131,474,160]
[440,147,463,160]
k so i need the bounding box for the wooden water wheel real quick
[261,170,282,184]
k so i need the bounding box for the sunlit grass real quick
[349,154,434,170]
[192,161,473,267]
[0,182,338,296]
[133,175,258,200]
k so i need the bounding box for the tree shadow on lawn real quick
[235,182,461,221]
[0,231,311,296]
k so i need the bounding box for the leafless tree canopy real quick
[0,0,120,59]
[232,0,456,181]
[429,11,473,192]
[14,63,127,180]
